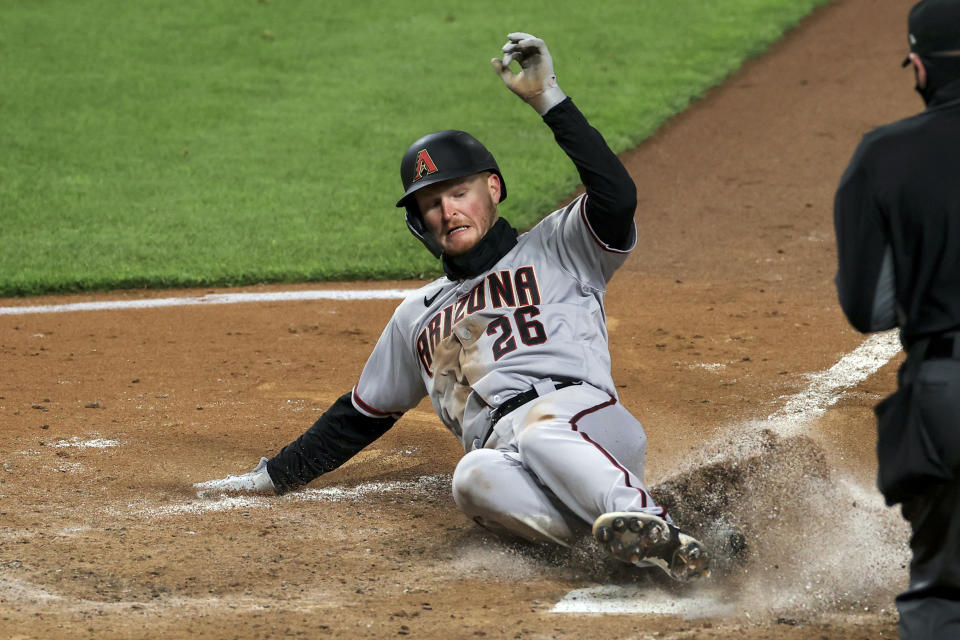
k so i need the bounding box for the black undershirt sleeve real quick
[265,392,397,494]
[542,98,637,249]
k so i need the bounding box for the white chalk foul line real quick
[122,474,451,518]
[552,329,902,616]
[52,437,120,449]
[0,288,416,316]
[768,330,902,438]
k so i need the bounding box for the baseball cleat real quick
[592,512,710,582]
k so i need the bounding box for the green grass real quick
[0,0,829,296]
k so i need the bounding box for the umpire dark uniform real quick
[833,1,960,638]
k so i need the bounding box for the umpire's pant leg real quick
[897,480,960,640]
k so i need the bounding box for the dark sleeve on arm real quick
[265,392,397,494]
[542,97,637,249]
[833,140,897,333]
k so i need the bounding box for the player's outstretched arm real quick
[491,32,567,115]
[192,392,398,496]
[266,392,397,493]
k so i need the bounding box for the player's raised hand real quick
[491,32,567,115]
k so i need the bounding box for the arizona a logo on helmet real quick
[413,149,438,182]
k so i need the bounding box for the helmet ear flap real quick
[404,206,443,259]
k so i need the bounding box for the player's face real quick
[416,173,501,256]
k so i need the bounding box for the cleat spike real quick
[592,511,711,583]
[645,523,664,543]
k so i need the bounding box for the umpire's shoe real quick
[593,512,710,582]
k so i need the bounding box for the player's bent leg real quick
[451,448,585,546]
[512,385,710,581]
[514,389,663,523]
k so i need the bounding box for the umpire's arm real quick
[833,139,897,333]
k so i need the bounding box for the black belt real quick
[924,334,960,360]
[482,379,583,447]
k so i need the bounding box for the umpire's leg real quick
[895,356,960,639]
[897,479,960,639]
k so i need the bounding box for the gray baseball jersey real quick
[351,193,636,451]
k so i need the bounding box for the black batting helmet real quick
[396,130,507,258]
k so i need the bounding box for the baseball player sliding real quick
[198,33,710,582]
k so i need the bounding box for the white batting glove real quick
[491,32,567,116]
[193,457,276,495]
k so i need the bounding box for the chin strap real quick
[442,217,519,280]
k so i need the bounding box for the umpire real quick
[833,1,960,637]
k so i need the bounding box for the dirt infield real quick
[1,1,922,637]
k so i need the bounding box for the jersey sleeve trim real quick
[351,384,404,419]
[577,195,636,254]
